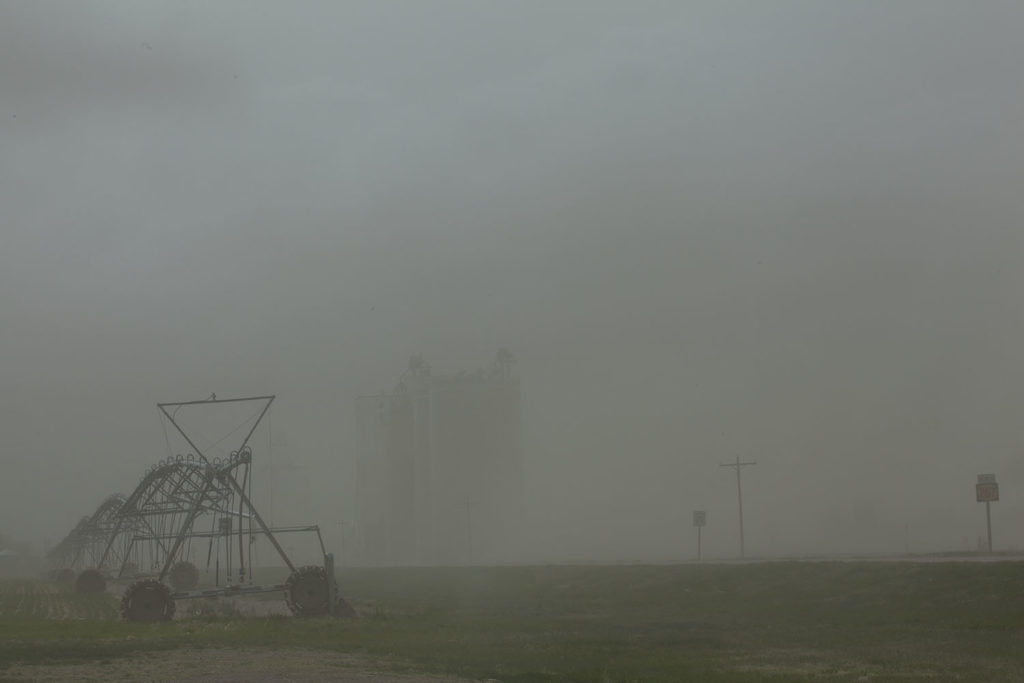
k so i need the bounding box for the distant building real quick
[355,350,523,565]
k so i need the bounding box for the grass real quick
[2,562,1024,681]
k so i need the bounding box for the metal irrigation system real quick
[47,395,349,621]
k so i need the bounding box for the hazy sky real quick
[2,1,1023,560]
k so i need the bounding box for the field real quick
[2,561,1024,681]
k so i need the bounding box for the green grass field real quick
[2,561,1024,681]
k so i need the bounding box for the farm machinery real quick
[47,395,349,621]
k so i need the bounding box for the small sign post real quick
[693,510,706,561]
[976,474,998,553]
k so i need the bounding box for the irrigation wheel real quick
[168,561,200,591]
[75,568,106,593]
[121,579,175,622]
[284,565,350,617]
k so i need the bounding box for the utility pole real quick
[720,456,757,558]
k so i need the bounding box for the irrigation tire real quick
[285,565,349,617]
[75,568,106,594]
[121,579,175,622]
[168,561,200,591]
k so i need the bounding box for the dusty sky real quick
[2,1,1023,561]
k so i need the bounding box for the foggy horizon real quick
[3,1,1024,565]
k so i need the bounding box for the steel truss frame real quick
[50,395,339,618]
[47,494,126,571]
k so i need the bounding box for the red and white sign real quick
[976,482,999,502]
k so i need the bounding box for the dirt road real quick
[2,648,481,682]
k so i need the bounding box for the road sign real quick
[692,511,706,561]
[976,476,999,553]
[977,482,999,502]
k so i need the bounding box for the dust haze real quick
[2,1,1023,564]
